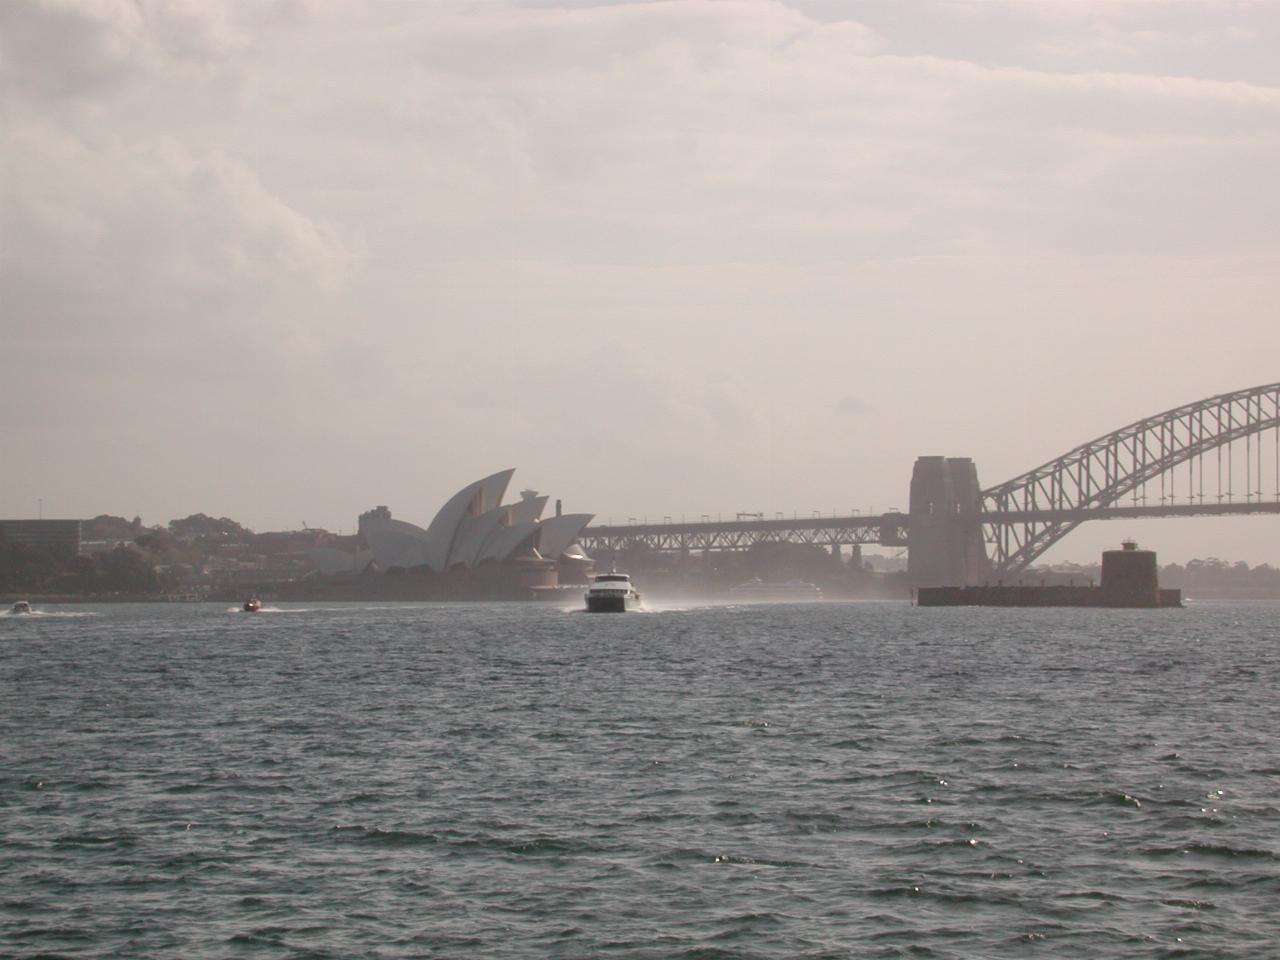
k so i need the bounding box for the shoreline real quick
[8,590,1280,605]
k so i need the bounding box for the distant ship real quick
[243,598,262,613]
[728,578,823,601]
[585,572,642,612]
[11,600,32,614]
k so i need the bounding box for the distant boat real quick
[728,578,823,602]
[585,572,642,612]
[242,598,262,613]
[11,600,32,614]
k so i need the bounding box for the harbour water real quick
[2,600,1278,957]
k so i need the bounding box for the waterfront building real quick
[0,519,83,560]
[332,471,593,596]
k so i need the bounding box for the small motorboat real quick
[242,598,262,613]
[11,600,32,614]
[584,572,642,612]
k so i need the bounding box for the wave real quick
[53,832,137,849]
[1,609,100,618]
[1142,842,1278,861]
[650,847,816,869]
[328,825,441,848]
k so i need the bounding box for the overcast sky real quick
[3,0,1279,563]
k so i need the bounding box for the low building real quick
[0,519,83,560]
[917,541,1181,608]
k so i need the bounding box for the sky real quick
[3,0,1279,564]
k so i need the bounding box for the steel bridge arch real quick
[983,382,1280,576]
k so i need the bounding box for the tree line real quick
[1,513,262,597]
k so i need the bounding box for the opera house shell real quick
[357,470,593,591]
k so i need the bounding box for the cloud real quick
[0,0,249,99]
[5,122,350,324]
[274,0,1279,264]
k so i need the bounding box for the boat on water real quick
[584,572,642,612]
[728,578,823,602]
[11,600,32,614]
[242,598,262,613]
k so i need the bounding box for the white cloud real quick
[5,117,351,339]
[0,0,250,98]
[267,0,1279,256]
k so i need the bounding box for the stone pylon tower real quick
[908,456,990,587]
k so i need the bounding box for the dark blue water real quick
[2,599,1278,958]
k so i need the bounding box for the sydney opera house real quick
[340,469,594,598]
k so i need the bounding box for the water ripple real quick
[4,600,1280,957]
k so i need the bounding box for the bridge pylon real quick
[908,456,990,587]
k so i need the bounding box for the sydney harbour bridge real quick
[579,382,1280,586]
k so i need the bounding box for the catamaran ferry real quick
[584,572,642,612]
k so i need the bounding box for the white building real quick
[356,470,593,574]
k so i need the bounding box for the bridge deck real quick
[579,501,1280,554]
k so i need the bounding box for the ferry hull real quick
[585,595,639,613]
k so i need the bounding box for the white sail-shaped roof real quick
[475,470,514,514]
[508,495,547,526]
[361,472,590,573]
[362,517,431,569]
[477,520,541,564]
[420,469,514,571]
[447,507,509,569]
[470,496,546,565]
[537,513,594,560]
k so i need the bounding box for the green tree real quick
[0,541,62,593]
[169,513,253,542]
[95,547,161,595]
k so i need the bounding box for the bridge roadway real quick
[580,513,906,554]
[578,500,1280,555]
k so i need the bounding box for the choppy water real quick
[2,599,1279,958]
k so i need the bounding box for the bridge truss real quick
[983,382,1280,575]
[579,513,908,557]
